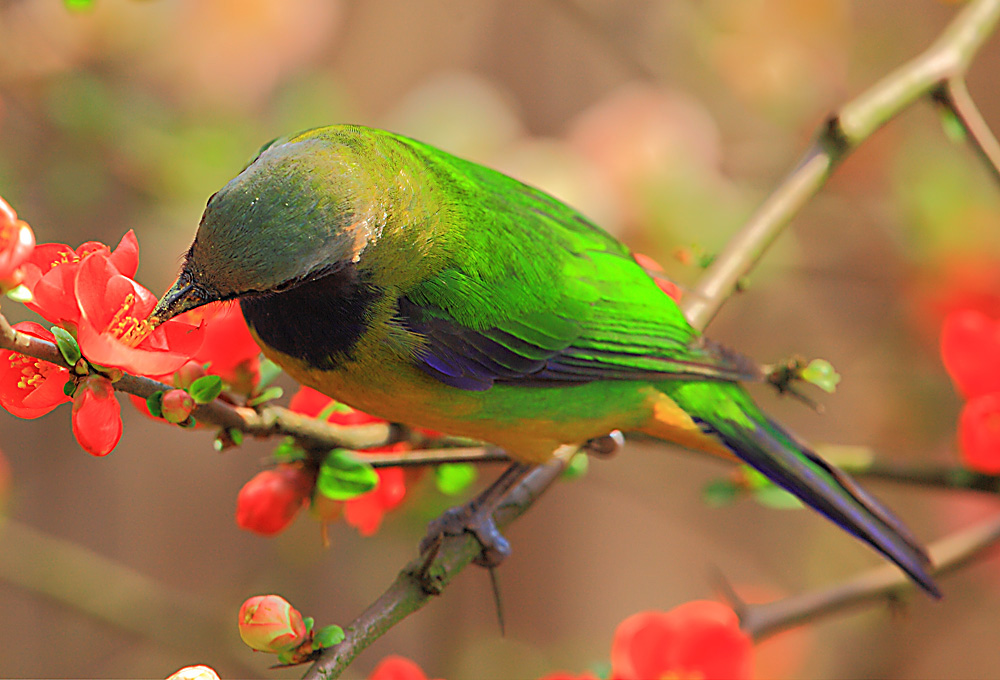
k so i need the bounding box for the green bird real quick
[151,124,938,595]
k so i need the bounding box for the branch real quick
[302,458,568,680]
[0,311,415,451]
[847,460,1000,495]
[736,511,1000,641]
[351,446,509,468]
[933,78,1000,184]
[683,0,1000,330]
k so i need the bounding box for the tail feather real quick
[664,383,940,597]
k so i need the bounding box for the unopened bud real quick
[161,389,195,424]
[238,594,308,654]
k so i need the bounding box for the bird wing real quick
[395,164,761,391]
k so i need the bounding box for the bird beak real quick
[147,278,209,329]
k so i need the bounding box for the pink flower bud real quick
[72,375,122,456]
[161,388,195,424]
[236,465,313,536]
[238,594,308,653]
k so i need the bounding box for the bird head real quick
[149,129,378,326]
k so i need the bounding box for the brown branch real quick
[736,511,1000,641]
[302,458,568,680]
[354,446,510,468]
[0,312,412,451]
[847,460,1000,495]
[933,78,1000,185]
[683,0,1000,330]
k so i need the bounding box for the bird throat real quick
[239,264,379,370]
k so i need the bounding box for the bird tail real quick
[657,381,940,597]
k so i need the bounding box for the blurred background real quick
[1,0,999,677]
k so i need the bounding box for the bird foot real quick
[420,502,511,567]
[582,430,625,457]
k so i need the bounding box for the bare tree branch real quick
[933,78,1000,184]
[684,0,1000,330]
[301,459,568,680]
[736,511,1000,642]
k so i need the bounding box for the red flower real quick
[344,464,407,536]
[0,322,72,418]
[71,375,122,456]
[74,252,203,375]
[368,656,431,680]
[0,195,35,291]
[236,464,315,536]
[21,231,138,327]
[959,393,1000,474]
[238,594,308,654]
[941,309,1000,399]
[290,387,410,536]
[178,301,261,390]
[610,602,753,680]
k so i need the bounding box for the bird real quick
[150,124,939,596]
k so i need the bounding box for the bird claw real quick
[582,430,625,457]
[420,503,511,567]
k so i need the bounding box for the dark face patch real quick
[240,264,380,370]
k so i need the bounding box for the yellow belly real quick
[258,333,731,464]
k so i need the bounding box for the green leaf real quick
[188,375,223,404]
[6,284,32,303]
[247,385,284,406]
[63,0,96,10]
[561,452,589,481]
[317,449,378,501]
[63,379,77,397]
[316,400,351,423]
[256,358,283,391]
[50,326,81,366]
[702,479,738,507]
[228,428,244,446]
[314,624,345,649]
[939,106,967,143]
[435,463,477,495]
[146,391,164,418]
[753,485,804,510]
[272,437,306,463]
[800,358,841,394]
[741,466,771,490]
[303,617,315,634]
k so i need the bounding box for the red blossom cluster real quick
[235,386,411,539]
[0,194,262,456]
[941,308,1000,473]
[346,600,753,680]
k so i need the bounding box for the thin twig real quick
[302,458,568,680]
[934,78,1000,184]
[0,313,408,451]
[738,511,1000,641]
[684,0,1000,330]
[849,460,1000,495]
[356,446,510,468]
